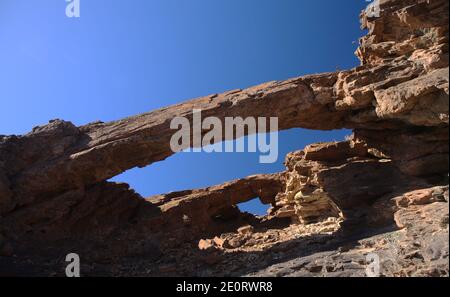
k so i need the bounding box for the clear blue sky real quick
[0,0,368,215]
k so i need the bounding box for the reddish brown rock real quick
[237,225,254,235]
[0,0,448,276]
[198,239,214,251]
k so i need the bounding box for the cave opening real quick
[109,128,352,200]
[105,128,351,244]
[237,197,271,217]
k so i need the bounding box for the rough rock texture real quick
[0,0,448,276]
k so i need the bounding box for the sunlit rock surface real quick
[0,0,448,276]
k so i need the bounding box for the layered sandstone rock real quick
[0,0,448,276]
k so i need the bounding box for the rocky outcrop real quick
[249,185,449,277]
[0,0,448,276]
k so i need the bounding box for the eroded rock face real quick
[249,186,449,277]
[0,0,448,276]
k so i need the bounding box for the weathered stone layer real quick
[0,0,448,276]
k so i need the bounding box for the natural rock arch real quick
[0,0,448,276]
